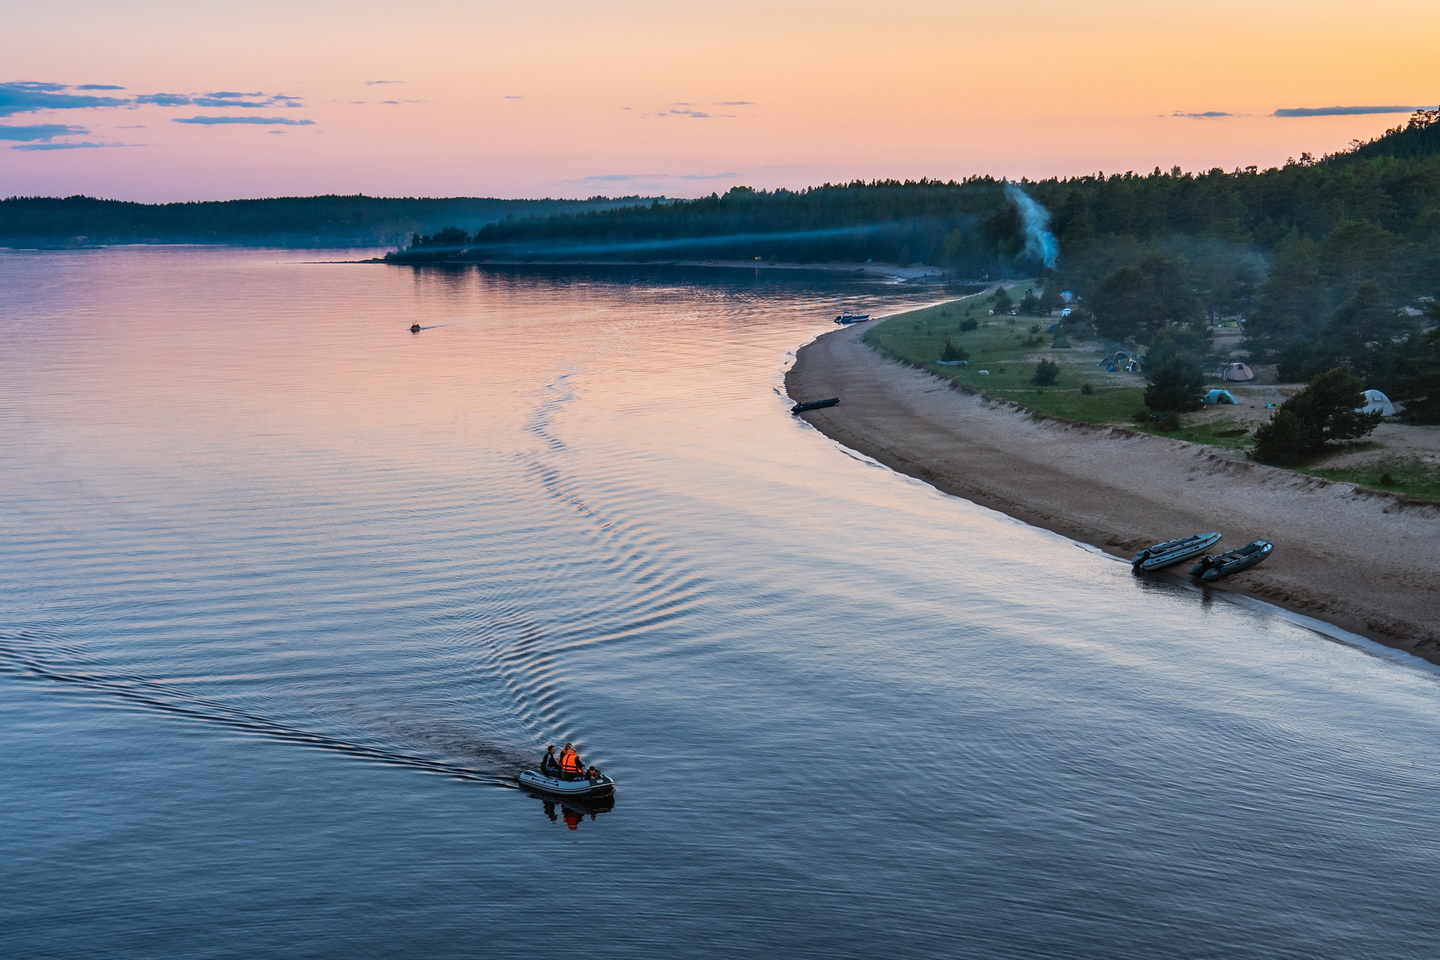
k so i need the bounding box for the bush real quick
[1252,409,1310,465]
[959,317,979,332]
[1032,359,1060,386]
[1081,382,1094,395]
[1143,355,1206,414]
[940,338,969,363]
[1252,367,1382,464]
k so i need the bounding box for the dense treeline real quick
[390,109,1440,421]
[388,179,1025,274]
[0,194,654,247]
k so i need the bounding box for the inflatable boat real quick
[1189,539,1273,582]
[1131,532,1222,571]
[791,397,840,414]
[516,769,616,798]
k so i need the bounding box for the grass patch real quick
[1303,457,1440,501]
[863,292,1149,424]
[1133,418,1255,451]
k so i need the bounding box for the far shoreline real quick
[785,313,1440,667]
[369,255,954,282]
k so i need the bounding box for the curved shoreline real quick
[786,320,1440,666]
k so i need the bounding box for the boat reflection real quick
[527,790,617,831]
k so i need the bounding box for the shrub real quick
[1252,367,1382,464]
[1081,382,1094,395]
[1252,409,1310,465]
[1143,355,1206,414]
[959,318,979,332]
[1032,359,1060,386]
[940,338,969,363]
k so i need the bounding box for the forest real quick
[0,194,653,247]
[387,110,1440,424]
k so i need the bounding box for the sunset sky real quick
[4,0,1437,201]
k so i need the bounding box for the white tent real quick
[1221,362,1254,382]
[1358,389,1395,416]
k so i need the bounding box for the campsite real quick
[862,290,1440,499]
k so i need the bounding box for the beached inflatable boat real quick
[516,769,616,798]
[1131,532,1222,571]
[1189,539,1273,582]
[791,397,840,414]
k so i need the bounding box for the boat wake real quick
[0,629,525,788]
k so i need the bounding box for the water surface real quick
[2,248,1438,959]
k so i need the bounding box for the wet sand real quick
[787,322,1440,663]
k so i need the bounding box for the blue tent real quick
[1204,389,1237,405]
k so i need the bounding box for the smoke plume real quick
[1003,182,1059,270]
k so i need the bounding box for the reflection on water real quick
[4,248,1440,959]
[532,792,618,831]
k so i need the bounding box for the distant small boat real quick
[517,769,616,798]
[1189,540,1273,581]
[834,314,871,324]
[1131,532,1222,571]
[791,397,840,414]
[409,323,421,333]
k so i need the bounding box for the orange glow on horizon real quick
[2,0,1436,200]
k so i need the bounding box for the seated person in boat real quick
[540,744,561,777]
[559,742,585,780]
[584,765,603,781]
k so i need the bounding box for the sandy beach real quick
[787,321,1440,663]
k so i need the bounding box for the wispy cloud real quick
[568,171,736,184]
[715,101,755,106]
[657,108,711,118]
[12,141,135,151]
[172,115,315,126]
[2,81,305,117]
[1273,104,1422,118]
[0,122,88,142]
[0,81,128,116]
[1170,110,1235,119]
[136,92,301,109]
[364,80,404,86]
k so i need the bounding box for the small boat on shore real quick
[834,313,871,324]
[517,769,616,798]
[1189,540,1273,582]
[1131,532,1222,571]
[791,397,840,414]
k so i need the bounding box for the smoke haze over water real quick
[1004,182,1059,269]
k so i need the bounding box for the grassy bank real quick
[863,293,1148,425]
[863,294,1440,501]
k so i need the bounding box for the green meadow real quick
[862,293,1440,501]
[863,294,1148,425]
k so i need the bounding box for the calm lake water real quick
[2,247,1438,959]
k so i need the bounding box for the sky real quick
[2,0,1437,201]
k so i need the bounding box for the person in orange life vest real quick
[558,742,584,779]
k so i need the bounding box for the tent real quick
[1221,362,1254,382]
[1204,389,1237,405]
[1358,389,1395,416]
